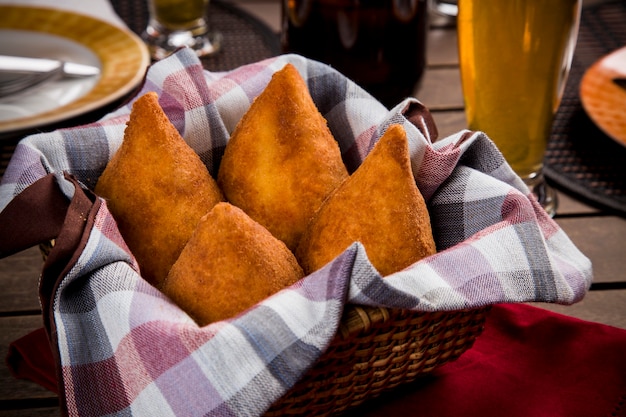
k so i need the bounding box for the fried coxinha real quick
[296,124,437,277]
[217,63,349,252]
[95,92,224,289]
[94,64,436,326]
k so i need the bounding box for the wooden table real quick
[1,1,624,415]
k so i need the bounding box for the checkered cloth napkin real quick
[0,48,592,416]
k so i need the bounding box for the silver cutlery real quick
[0,55,100,97]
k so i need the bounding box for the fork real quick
[0,66,64,98]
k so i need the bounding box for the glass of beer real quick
[457,0,582,216]
[281,0,429,109]
[142,0,222,60]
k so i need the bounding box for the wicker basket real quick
[40,239,489,416]
[265,304,490,416]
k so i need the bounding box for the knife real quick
[0,54,100,78]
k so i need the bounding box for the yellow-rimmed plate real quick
[0,5,150,136]
[580,46,626,147]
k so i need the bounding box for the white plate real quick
[0,5,150,136]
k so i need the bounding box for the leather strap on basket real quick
[0,174,70,258]
[0,172,100,415]
[0,172,99,325]
[400,99,439,143]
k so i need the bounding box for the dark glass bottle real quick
[281,0,428,108]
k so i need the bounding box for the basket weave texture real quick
[266,304,490,416]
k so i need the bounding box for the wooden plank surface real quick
[0,407,61,417]
[531,290,626,330]
[556,216,626,284]
[0,0,624,415]
[0,247,44,314]
[0,409,60,417]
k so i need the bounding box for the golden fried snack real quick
[217,63,348,251]
[296,124,436,276]
[162,202,304,326]
[95,92,223,289]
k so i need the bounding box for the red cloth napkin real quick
[6,326,58,394]
[345,303,626,417]
[7,303,626,416]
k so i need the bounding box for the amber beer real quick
[457,0,581,179]
[282,0,428,108]
[151,0,208,29]
[143,0,220,60]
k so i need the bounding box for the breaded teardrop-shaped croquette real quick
[296,124,436,276]
[162,202,304,326]
[217,63,348,251]
[95,92,223,289]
